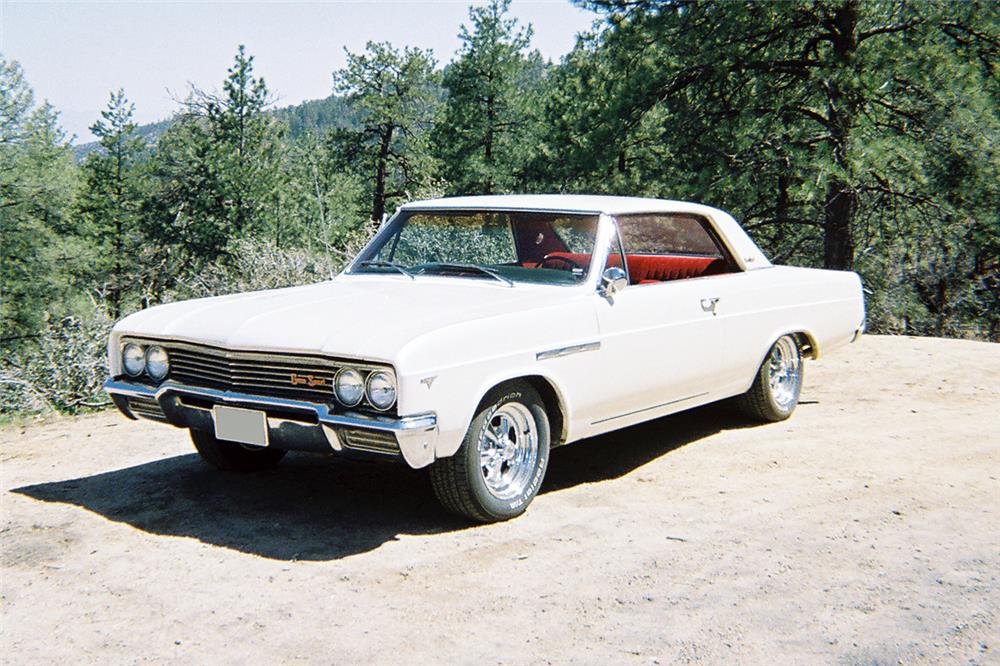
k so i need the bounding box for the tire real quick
[430,381,551,523]
[189,429,286,472]
[736,335,804,422]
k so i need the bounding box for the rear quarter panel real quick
[716,266,865,394]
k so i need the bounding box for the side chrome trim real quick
[536,341,601,361]
[591,391,709,425]
[103,379,436,432]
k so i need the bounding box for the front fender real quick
[392,299,599,461]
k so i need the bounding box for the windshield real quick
[351,210,600,285]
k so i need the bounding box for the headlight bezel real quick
[365,369,397,412]
[334,367,365,407]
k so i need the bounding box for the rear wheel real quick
[190,429,286,472]
[430,382,550,523]
[736,335,804,422]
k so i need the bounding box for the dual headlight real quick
[122,342,170,382]
[335,368,396,411]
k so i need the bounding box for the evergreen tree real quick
[435,0,543,194]
[75,89,147,319]
[539,0,998,336]
[200,45,283,241]
[332,42,439,225]
[278,129,367,251]
[0,57,74,344]
[143,44,284,283]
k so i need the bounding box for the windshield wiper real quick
[415,263,514,287]
[356,260,415,280]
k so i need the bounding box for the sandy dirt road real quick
[2,335,998,664]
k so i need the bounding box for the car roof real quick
[399,194,727,217]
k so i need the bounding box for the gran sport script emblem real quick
[289,373,331,388]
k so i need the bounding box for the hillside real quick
[72,93,356,161]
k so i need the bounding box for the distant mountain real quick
[72,94,357,162]
[72,117,175,161]
[272,94,360,137]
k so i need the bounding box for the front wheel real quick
[736,335,804,422]
[190,429,286,472]
[430,382,550,522]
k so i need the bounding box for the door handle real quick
[700,297,720,315]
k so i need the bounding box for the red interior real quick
[542,252,731,284]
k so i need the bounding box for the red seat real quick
[625,255,728,282]
[542,253,730,284]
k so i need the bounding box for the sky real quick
[2,0,600,144]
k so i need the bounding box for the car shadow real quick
[544,401,754,492]
[12,402,755,561]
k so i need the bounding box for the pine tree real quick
[202,45,282,240]
[0,57,74,344]
[76,89,147,319]
[332,41,439,225]
[144,44,285,278]
[536,0,997,336]
[435,0,542,194]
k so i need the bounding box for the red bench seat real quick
[543,253,730,284]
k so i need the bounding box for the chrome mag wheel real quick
[479,402,539,500]
[767,335,802,410]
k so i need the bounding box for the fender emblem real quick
[420,376,436,389]
[290,373,330,388]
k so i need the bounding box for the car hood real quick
[113,275,581,363]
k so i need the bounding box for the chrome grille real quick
[167,344,337,403]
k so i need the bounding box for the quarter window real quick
[613,213,735,285]
[616,214,725,257]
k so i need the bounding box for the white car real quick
[104,195,865,521]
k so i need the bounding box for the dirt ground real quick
[2,335,998,664]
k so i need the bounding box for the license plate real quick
[213,405,269,447]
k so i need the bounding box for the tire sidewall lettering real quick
[475,392,523,455]
[471,389,549,514]
[509,453,547,510]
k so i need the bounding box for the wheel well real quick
[479,375,567,447]
[792,331,818,359]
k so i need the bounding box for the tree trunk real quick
[485,93,495,194]
[371,126,393,226]
[110,136,124,320]
[822,0,860,271]
[823,180,856,270]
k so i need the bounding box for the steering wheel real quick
[541,254,585,271]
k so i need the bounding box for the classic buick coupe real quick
[105,195,865,521]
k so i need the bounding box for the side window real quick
[614,214,734,284]
[617,214,725,257]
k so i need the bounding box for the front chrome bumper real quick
[104,379,439,468]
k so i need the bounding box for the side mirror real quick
[600,266,628,297]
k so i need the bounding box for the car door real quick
[587,214,733,429]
